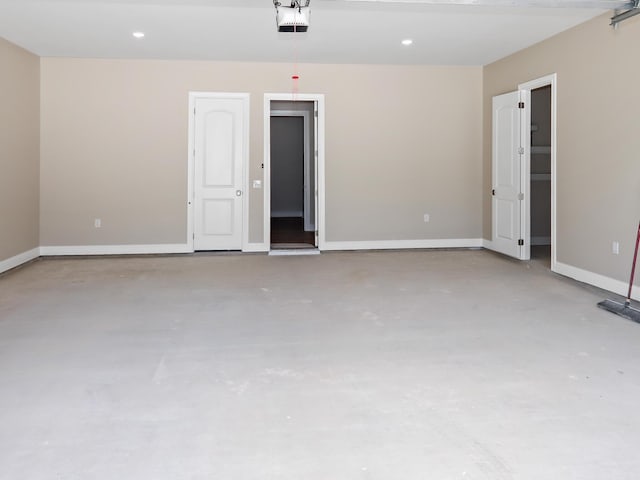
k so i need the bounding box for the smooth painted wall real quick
[0,37,39,261]
[271,116,304,217]
[483,13,640,282]
[271,100,316,227]
[40,59,482,247]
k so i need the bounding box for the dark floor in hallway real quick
[271,216,315,247]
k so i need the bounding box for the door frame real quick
[518,74,557,271]
[269,110,313,231]
[187,92,250,252]
[263,93,326,250]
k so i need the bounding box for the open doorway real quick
[270,101,316,250]
[518,73,557,269]
[490,74,556,265]
[530,85,552,265]
[263,93,325,252]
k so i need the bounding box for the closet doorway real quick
[519,73,556,269]
[270,112,315,248]
[529,85,552,265]
[264,95,325,252]
[490,73,556,266]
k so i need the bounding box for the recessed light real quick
[132,32,145,39]
[401,39,413,46]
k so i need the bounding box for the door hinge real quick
[518,102,525,109]
[518,193,524,201]
[518,239,524,246]
[518,147,525,155]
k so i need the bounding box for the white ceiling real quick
[0,0,620,65]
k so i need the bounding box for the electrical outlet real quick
[423,214,430,223]
[612,241,619,255]
[94,218,101,228]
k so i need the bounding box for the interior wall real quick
[0,37,40,261]
[483,13,640,283]
[270,116,304,217]
[40,59,482,247]
[271,100,316,228]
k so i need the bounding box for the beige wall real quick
[40,59,482,247]
[483,14,640,282]
[0,37,40,261]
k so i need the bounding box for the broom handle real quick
[627,220,640,303]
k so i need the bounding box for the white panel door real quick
[491,90,526,259]
[194,97,246,250]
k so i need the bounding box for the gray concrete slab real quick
[1,250,639,479]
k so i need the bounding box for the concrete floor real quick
[1,249,640,479]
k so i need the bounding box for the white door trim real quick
[521,89,531,261]
[187,92,250,252]
[519,74,557,271]
[264,93,326,251]
[269,110,313,231]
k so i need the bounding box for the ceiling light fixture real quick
[402,39,413,45]
[132,32,145,39]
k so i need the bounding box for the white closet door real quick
[194,96,246,250]
[490,90,528,260]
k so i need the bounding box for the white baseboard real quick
[553,261,639,301]
[321,238,483,251]
[243,243,269,253]
[0,247,40,274]
[531,236,551,246]
[40,244,192,256]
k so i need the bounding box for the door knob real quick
[236,190,242,197]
